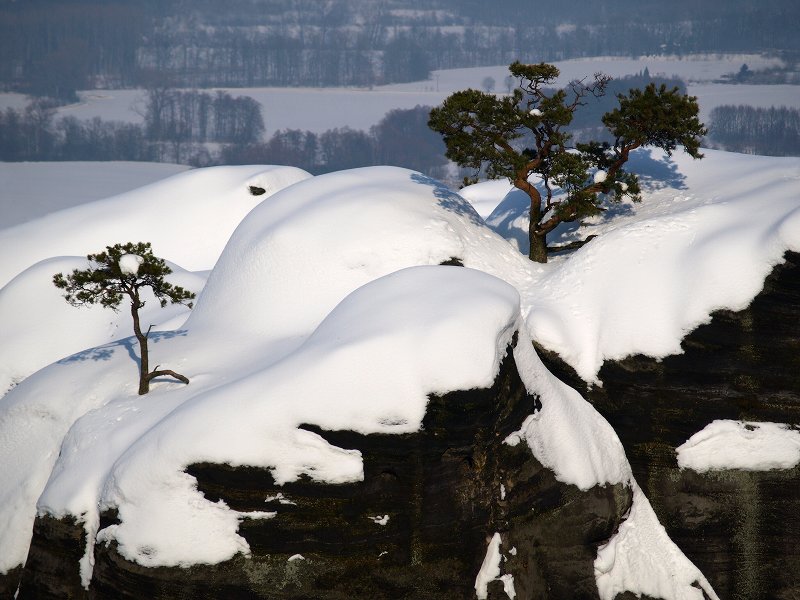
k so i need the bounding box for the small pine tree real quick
[53,242,195,395]
[429,62,707,262]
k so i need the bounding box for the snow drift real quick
[2,148,800,598]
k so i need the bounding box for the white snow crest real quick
[507,331,719,599]
[1,151,797,594]
[677,420,800,472]
[0,164,311,288]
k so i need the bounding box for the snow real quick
[517,149,800,383]
[0,165,310,394]
[459,179,515,220]
[473,533,517,599]
[506,327,632,490]
[0,256,204,395]
[499,574,516,599]
[0,162,189,228]
[475,533,503,600]
[118,254,144,275]
[1,54,792,136]
[676,420,800,473]
[36,263,521,574]
[595,482,718,600]
[0,164,311,288]
[1,143,799,599]
[593,169,607,183]
[689,83,800,125]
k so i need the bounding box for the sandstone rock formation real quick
[537,251,800,600]
[8,252,799,599]
[11,340,631,599]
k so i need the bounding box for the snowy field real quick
[1,146,799,598]
[0,162,190,228]
[0,54,793,135]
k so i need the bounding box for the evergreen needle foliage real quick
[429,62,707,262]
[53,242,195,395]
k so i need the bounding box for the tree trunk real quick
[529,232,548,263]
[515,177,548,264]
[130,296,150,395]
[130,293,189,395]
[137,334,150,395]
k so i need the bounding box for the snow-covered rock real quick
[3,147,800,598]
[0,164,311,289]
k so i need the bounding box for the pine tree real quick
[429,62,707,262]
[53,242,195,395]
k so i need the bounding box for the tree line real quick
[708,105,800,156]
[220,106,448,178]
[140,88,265,144]
[0,98,448,178]
[0,71,692,176]
[0,1,151,102]
[2,0,798,102]
[0,89,265,164]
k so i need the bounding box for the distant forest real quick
[2,65,797,175]
[0,97,450,178]
[13,72,757,175]
[1,0,799,101]
[708,105,800,156]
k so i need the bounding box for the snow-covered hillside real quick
[1,148,799,598]
[0,161,190,228]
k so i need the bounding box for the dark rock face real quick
[0,565,23,599]
[15,339,631,599]
[16,515,87,599]
[581,252,800,600]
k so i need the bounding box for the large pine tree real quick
[429,62,707,262]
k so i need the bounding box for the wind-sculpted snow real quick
[0,164,309,393]
[2,150,800,599]
[677,420,800,473]
[186,166,532,340]
[0,256,204,394]
[0,161,190,228]
[0,164,311,289]
[483,149,800,383]
[594,483,718,600]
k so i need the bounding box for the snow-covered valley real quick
[1,54,794,137]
